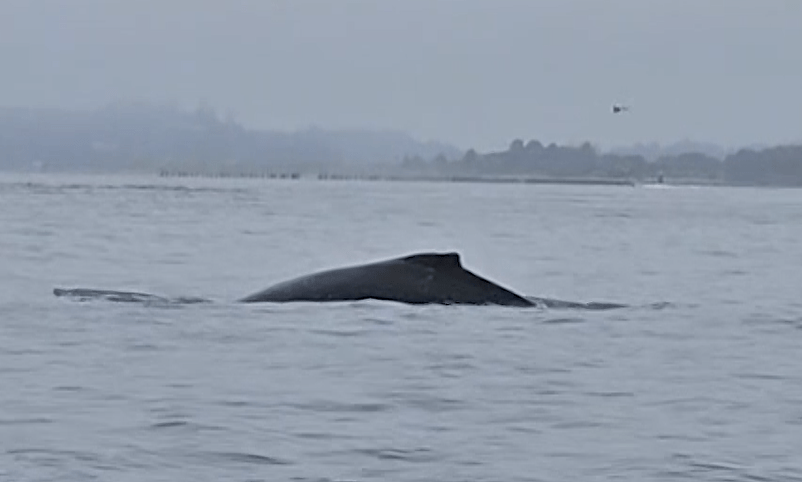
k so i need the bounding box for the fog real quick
[1,0,800,151]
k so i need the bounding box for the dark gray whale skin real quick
[53,252,628,309]
[238,252,534,306]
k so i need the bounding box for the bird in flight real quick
[612,103,631,114]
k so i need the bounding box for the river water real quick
[1,173,801,481]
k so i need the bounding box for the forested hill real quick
[402,139,802,187]
[0,103,461,172]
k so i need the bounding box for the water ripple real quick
[289,400,394,414]
[198,451,293,466]
[351,447,440,463]
[4,175,802,481]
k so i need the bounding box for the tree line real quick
[403,139,802,186]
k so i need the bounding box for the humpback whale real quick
[53,252,626,309]
[239,252,533,306]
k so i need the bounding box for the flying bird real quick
[612,103,630,114]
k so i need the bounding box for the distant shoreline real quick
[157,169,635,186]
[3,104,800,187]
[0,169,789,188]
[151,170,748,188]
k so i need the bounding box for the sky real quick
[1,0,800,151]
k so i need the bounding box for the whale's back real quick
[239,252,534,307]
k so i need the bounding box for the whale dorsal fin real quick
[402,252,463,270]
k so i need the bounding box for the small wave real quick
[428,356,476,372]
[352,447,440,463]
[644,301,677,310]
[0,347,47,356]
[528,297,628,310]
[550,420,607,430]
[283,479,360,482]
[541,317,586,325]
[697,248,739,258]
[52,385,85,392]
[149,420,190,429]
[147,420,225,432]
[217,399,252,407]
[293,431,353,441]
[289,400,393,414]
[734,371,788,381]
[0,417,53,425]
[666,453,802,482]
[581,391,635,398]
[750,315,802,330]
[359,317,396,326]
[309,328,374,338]
[7,447,103,465]
[199,451,293,466]
[388,393,466,413]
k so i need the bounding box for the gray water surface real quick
[2,173,801,481]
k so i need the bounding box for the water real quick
[2,173,801,481]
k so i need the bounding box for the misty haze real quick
[3,2,802,481]
[1,0,800,185]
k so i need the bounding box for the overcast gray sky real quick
[1,0,800,151]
